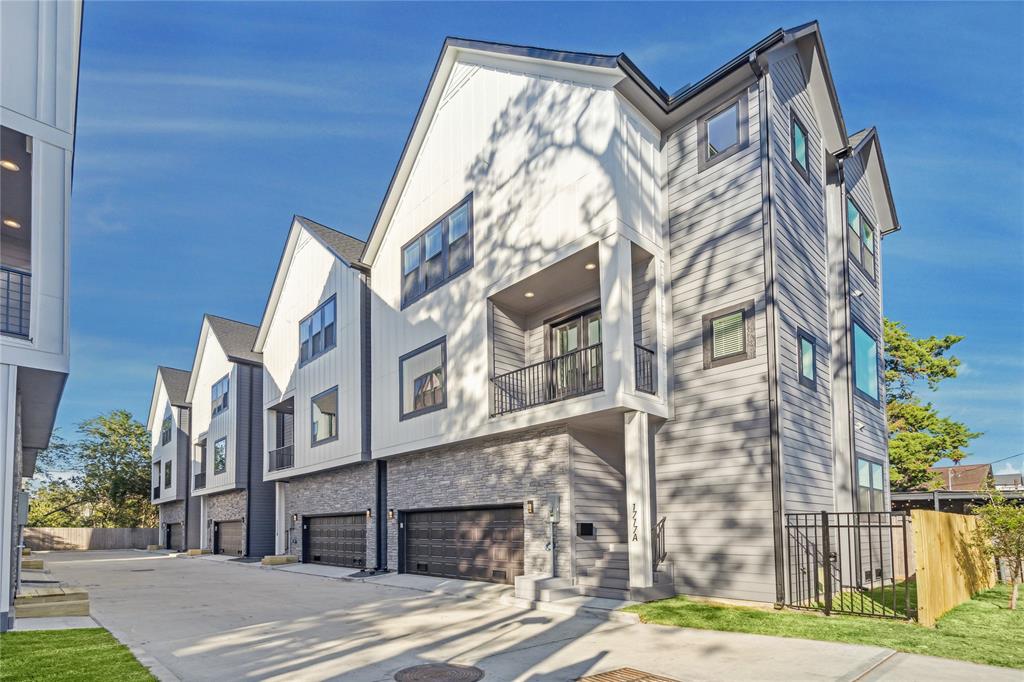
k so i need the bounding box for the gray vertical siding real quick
[767,52,835,514]
[657,81,778,603]
[491,303,526,377]
[570,428,626,575]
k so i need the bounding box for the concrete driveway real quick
[41,550,1016,682]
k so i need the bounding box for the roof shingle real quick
[158,366,191,407]
[206,315,262,365]
[296,216,366,265]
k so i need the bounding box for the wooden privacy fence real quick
[24,527,158,551]
[911,509,995,627]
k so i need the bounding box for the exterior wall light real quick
[292,513,298,523]
[388,509,395,521]
[366,508,372,519]
[526,500,534,514]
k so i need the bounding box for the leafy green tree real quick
[973,492,1024,610]
[26,480,87,527]
[884,319,981,491]
[31,410,157,528]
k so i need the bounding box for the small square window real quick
[311,387,338,446]
[400,338,446,419]
[702,301,755,369]
[791,111,809,180]
[213,437,227,475]
[706,105,739,159]
[852,319,879,402]
[797,330,816,389]
[698,95,748,172]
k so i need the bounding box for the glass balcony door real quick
[550,310,601,399]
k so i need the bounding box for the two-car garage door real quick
[304,514,367,568]
[403,506,524,585]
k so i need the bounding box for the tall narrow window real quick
[160,412,172,445]
[857,458,885,512]
[698,95,748,172]
[311,387,338,445]
[846,198,876,279]
[213,438,227,474]
[211,375,229,416]
[164,460,173,489]
[400,338,446,419]
[852,320,879,402]
[702,301,755,369]
[400,196,474,307]
[798,329,817,389]
[299,297,336,365]
[791,111,809,180]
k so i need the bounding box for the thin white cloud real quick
[79,116,396,139]
[83,70,326,98]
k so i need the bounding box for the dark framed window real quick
[697,94,748,172]
[311,387,338,446]
[790,110,810,181]
[857,457,885,512]
[400,337,446,419]
[300,296,336,365]
[401,196,473,308]
[702,301,755,369]
[160,412,172,445]
[164,460,172,488]
[211,375,229,417]
[797,329,817,390]
[213,437,227,474]
[846,198,876,279]
[852,318,879,403]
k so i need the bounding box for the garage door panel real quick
[404,506,524,585]
[305,514,366,568]
[216,521,243,556]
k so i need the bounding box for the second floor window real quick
[400,337,446,419]
[300,297,336,365]
[401,197,473,307]
[211,375,229,416]
[164,460,172,488]
[857,457,885,512]
[852,319,879,403]
[160,414,172,445]
[213,437,227,474]
[311,387,338,445]
[846,198,876,278]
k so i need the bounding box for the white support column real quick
[598,235,636,399]
[624,409,654,589]
[274,481,288,555]
[199,496,208,550]
[0,366,18,632]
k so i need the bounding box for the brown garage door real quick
[215,520,243,556]
[166,523,183,550]
[404,506,524,585]
[304,514,366,568]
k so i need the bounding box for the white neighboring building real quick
[0,0,82,631]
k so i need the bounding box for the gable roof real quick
[158,366,191,407]
[207,315,261,365]
[360,21,860,265]
[253,216,367,352]
[927,464,994,491]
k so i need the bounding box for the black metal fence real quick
[634,344,656,394]
[193,472,206,490]
[269,444,294,471]
[653,516,667,570]
[785,511,915,620]
[1,266,31,337]
[492,344,603,416]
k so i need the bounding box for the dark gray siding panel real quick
[570,429,626,575]
[657,81,778,603]
[767,51,835,514]
[238,364,275,557]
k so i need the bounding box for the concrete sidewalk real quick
[41,550,1019,682]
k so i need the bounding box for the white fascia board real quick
[253,220,302,352]
[185,318,212,403]
[857,131,900,234]
[146,370,164,432]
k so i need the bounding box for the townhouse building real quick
[147,367,201,551]
[152,21,897,606]
[0,0,82,631]
[185,315,275,557]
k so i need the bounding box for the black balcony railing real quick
[152,486,160,500]
[193,472,206,490]
[1,267,31,337]
[269,444,294,472]
[492,344,603,416]
[634,344,656,394]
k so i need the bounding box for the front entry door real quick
[550,310,602,398]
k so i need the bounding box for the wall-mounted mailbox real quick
[547,494,560,523]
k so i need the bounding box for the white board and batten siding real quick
[190,331,239,495]
[261,228,365,478]
[148,380,186,502]
[766,49,835,515]
[656,79,779,603]
[368,54,665,458]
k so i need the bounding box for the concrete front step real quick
[580,565,629,580]
[21,559,43,570]
[576,584,631,600]
[15,587,90,618]
[577,574,629,590]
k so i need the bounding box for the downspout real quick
[245,365,255,557]
[836,155,860,512]
[181,407,188,551]
[751,53,787,606]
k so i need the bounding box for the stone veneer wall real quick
[159,500,185,527]
[284,462,377,566]
[205,489,247,552]
[385,424,572,578]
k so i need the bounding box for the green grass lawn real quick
[625,583,1024,669]
[0,628,154,681]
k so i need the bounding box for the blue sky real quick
[64,2,1023,474]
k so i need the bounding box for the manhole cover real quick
[394,663,484,682]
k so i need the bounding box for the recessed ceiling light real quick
[584,262,596,270]
[524,291,535,298]
[3,218,21,229]
[0,160,19,172]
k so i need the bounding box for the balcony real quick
[152,485,160,500]
[268,444,294,472]
[493,344,603,416]
[1,267,30,337]
[634,344,656,394]
[194,472,206,490]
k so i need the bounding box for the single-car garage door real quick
[404,506,524,585]
[304,515,366,568]
[215,520,243,557]
[166,523,183,550]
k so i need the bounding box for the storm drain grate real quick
[579,669,679,682]
[394,663,484,682]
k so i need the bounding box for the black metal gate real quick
[785,511,915,620]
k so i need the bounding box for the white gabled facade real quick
[146,368,189,505]
[0,0,82,631]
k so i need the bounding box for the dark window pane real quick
[424,224,443,259]
[403,243,419,275]
[853,322,878,399]
[448,205,469,243]
[792,118,808,171]
[706,104,739,158]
